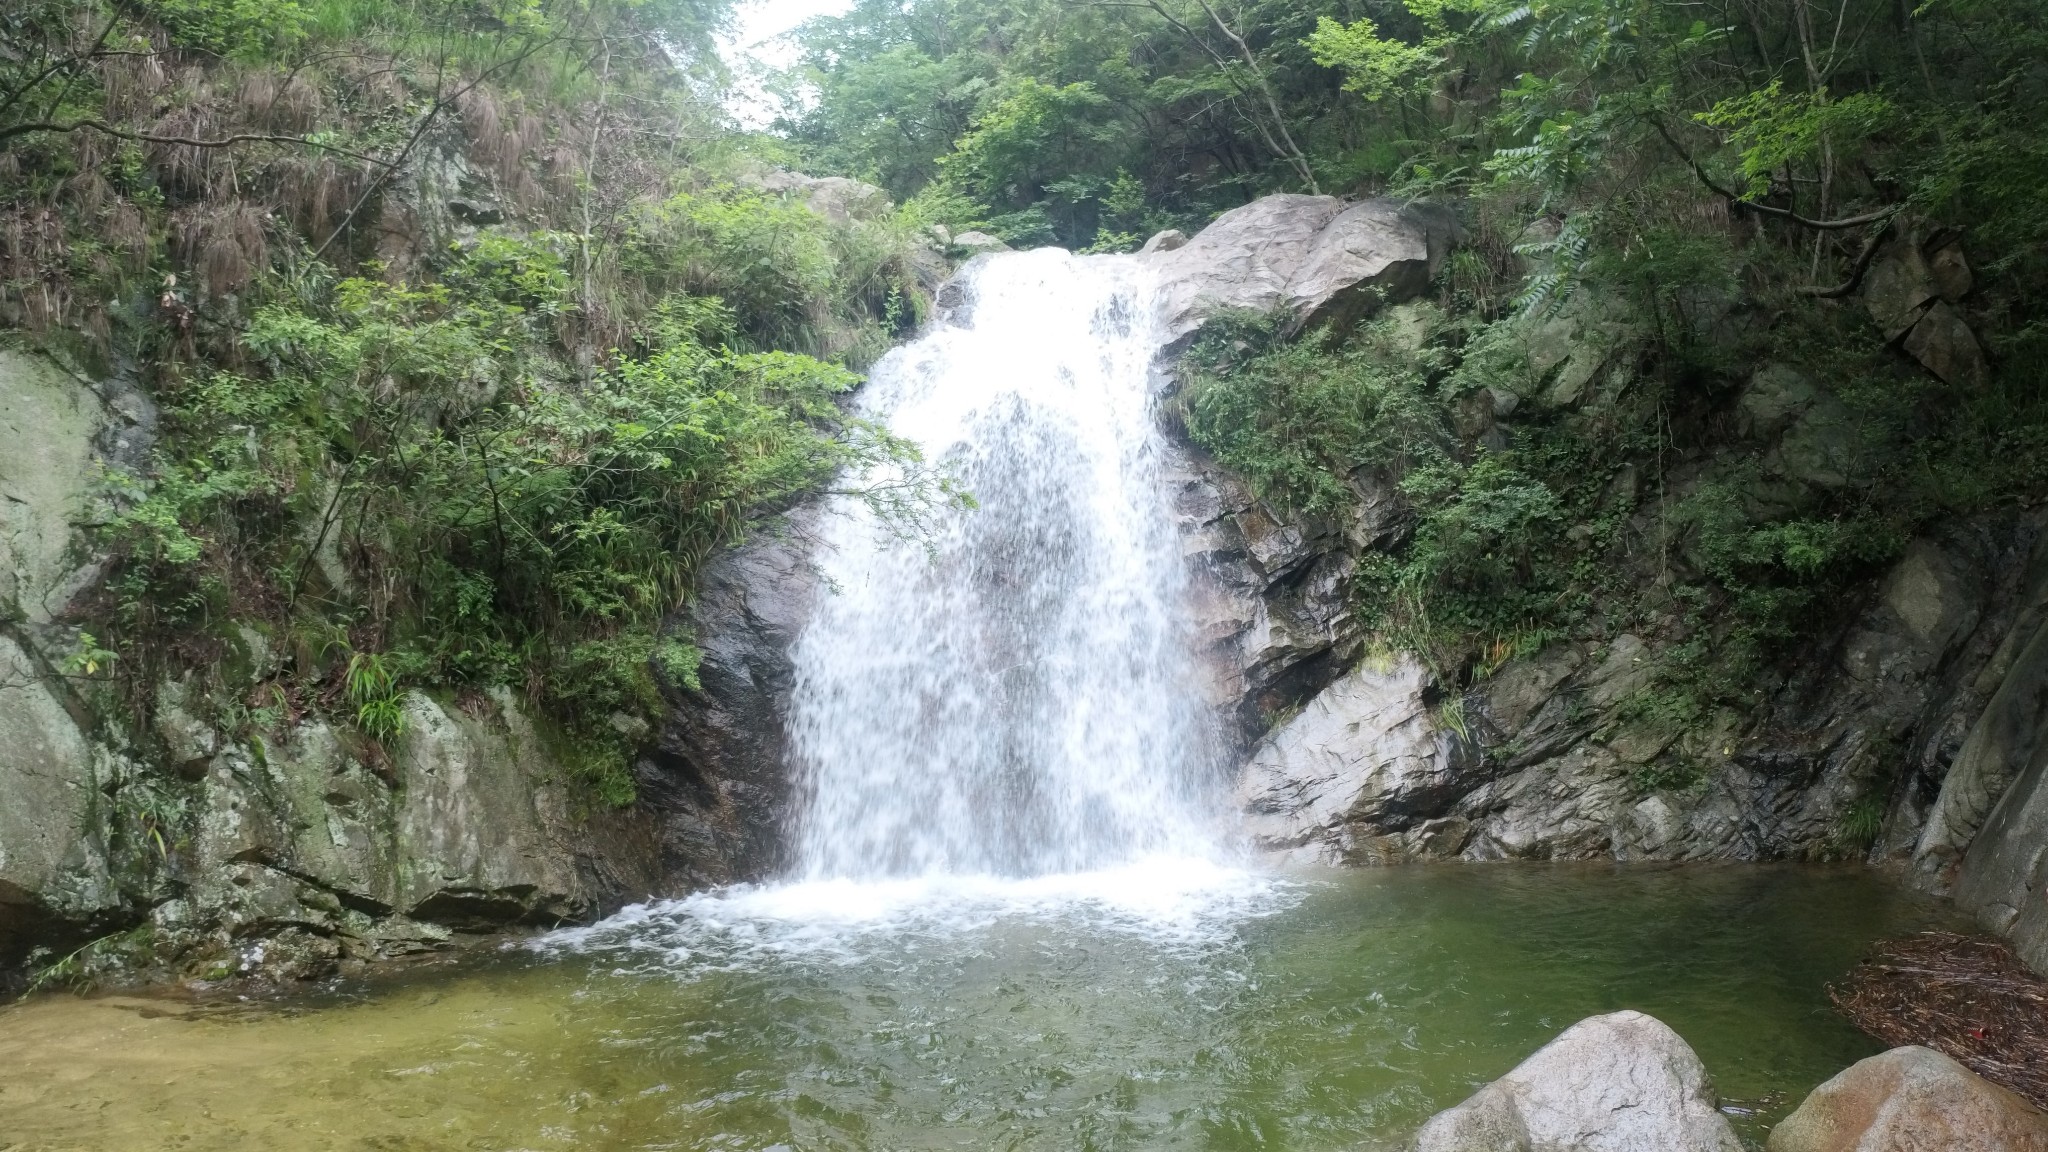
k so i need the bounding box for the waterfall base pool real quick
[0,863,1953,1151]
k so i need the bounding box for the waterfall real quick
[786,248,1222,880]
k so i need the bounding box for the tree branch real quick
[308,30,561,261]
[0,117,394,167]
[1073,0,1319,194]
[1649,116,1899,230]
[1190,0,1319,193]
[1794,216,1893,297]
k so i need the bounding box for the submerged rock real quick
[1767,1046,2048,1152]
[1411,1010,1741,1152]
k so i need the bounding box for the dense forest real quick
[3,0,2046,820]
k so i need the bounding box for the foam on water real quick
[546,858,1304,975]
[555,247,1260,963]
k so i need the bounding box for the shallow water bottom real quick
[0,862,1952,1152]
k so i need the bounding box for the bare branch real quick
[0,117,394,167]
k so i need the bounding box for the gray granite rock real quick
[1411,1011,1740,1152]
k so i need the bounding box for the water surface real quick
[0,862,1949,1151]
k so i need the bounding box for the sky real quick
[722,0,857,129]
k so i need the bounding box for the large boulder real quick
[748,168,892,224]
[1767,1046,2048,1152]
[1235,655,1462,862]
[1141,194,1456,348]
[1411,1010,1741,1152]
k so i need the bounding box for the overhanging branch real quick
[1649,116,1899,231]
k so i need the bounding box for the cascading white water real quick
[787,248,1221,880]
[548,248,1287,974]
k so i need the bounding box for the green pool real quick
[0,861,1951,1151]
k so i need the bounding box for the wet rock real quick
[646,519,824,886]
[1456,746,1633,860]
[1236,656,1456,863]
[1163,446,1361,744]
[1913,534,2048,897]
[1766,1046,2048,1152]
[1141,194,1454,348]
[1410,1010,1740,1152]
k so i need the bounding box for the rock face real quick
[641,519,822,886]
[0,636,117,967]
[1864,233,1987,385]
[1236,655,1472,863]
[1950,607,2048,970]
[150,689,661,979]
[1165,443,1367,745]
[0,351,142,970]
[1913,536,2048,900]
[1767,1046,2048,1152]
[1140,194,1457,348]
[1223,493,2048,870]
[0,349,668,985]
[1410,1010,1741,1152]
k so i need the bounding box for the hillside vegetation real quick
[1,0,962,807]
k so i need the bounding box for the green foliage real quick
[1836,791,1889,853]
[1182,310,1452,513]
[345,651,406,743]
[101,230,954,801]
[1695,82,1896,202]
[140,0,309,57]
[1305,15,1437,103]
